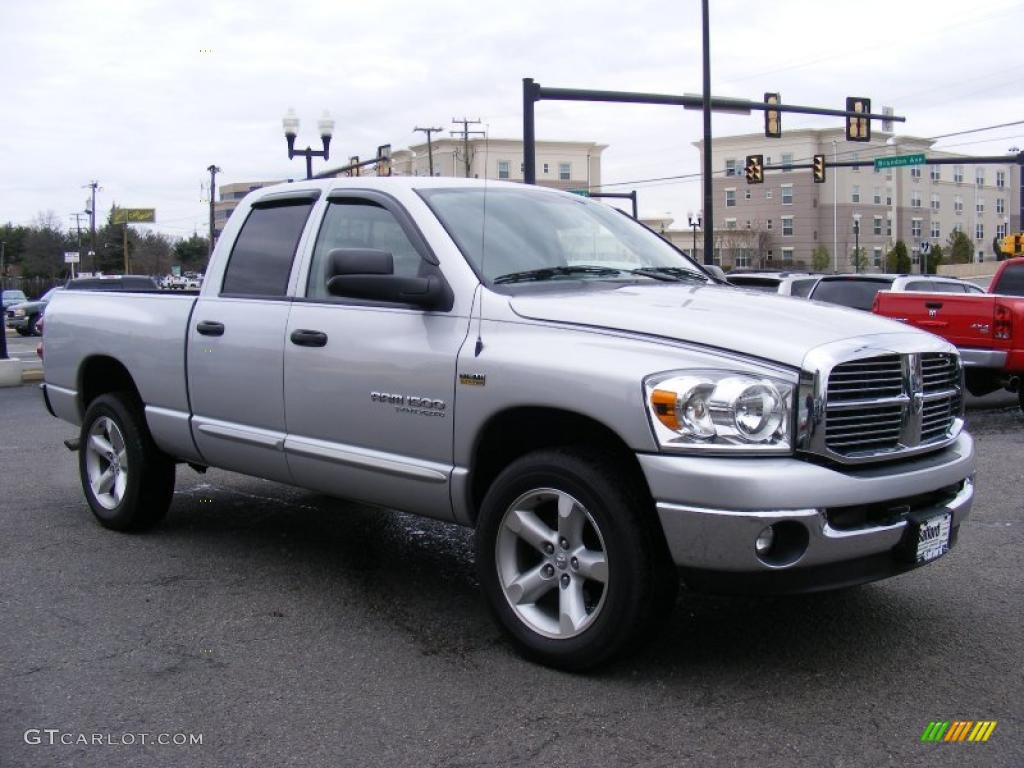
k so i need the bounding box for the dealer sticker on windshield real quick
[914,512,952,563]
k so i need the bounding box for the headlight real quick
[644,370,795,453]
[14,308,26,317]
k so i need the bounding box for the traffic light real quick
[744,154,764,184]
[846,97,871,142]
[1003,233,1024,255]
[812,154,826,183]
[764,92,781,138]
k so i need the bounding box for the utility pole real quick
[83,181,100,272]
[413,126,443,176]
[206,165,221,257]
[700,0,714,265]
[70,213,86,278]
[451,117,484,178]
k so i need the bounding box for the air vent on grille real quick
[822,352,960,460]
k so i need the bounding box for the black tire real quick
[476,447,677,671]
[16,327,31,337]
[78,392,175,531]
[1019,386,1024,415]
[27,315,39,336]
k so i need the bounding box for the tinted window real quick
[905,281,965,293]
[726,277,781,292]
[993,263,1024,296]
[811,278,892,310]
[790,279,816,297]
[222,202,313,296]
[307,200,426,299]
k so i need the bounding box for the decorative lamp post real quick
[687,212,702,261]
[283,109,335,179]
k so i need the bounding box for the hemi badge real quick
[459,373,486,386]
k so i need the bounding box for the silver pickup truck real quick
[41,177,975,670]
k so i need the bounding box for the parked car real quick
[726,271,818,297]
[41,177,975,670]
[987,257,1024,296]
[5,287,61,336]
[2,289,28,311]
[873,288,1024,411]
[809,274,984,311]
[63,275,160,292]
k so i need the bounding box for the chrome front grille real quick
[820,352,962,461]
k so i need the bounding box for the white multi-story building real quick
[692,128,1021,270]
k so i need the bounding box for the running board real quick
[63,437,80,452]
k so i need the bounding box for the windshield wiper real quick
[627,267,709,283]
[492,265,624,284]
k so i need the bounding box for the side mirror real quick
[704,264,727,282]
[326,248,447,310]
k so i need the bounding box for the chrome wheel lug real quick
[542,564,555,578]
[570,557,579,571]
[560,574,570,588]
[544,542,555,555]
[559,538,569,550]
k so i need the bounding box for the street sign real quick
[111,207,156,224]
[920,241,932,255]
[874,153,926,170]
[64,251,80,264]
[568,189,591,197]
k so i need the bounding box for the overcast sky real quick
[2,0,1022,238]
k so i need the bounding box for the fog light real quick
[755,525,775,555]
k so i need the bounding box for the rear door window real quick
[811,279,892,310]
[905,281,966,293]
[790,279,816,297]
[993,263,1024,296]
[221,201,314,296]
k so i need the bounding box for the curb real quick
[22,369,44,383]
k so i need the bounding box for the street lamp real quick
[687,212,702,261]
[853,217,861,273]
[283,108,335,179]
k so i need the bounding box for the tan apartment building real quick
[390,138,606,191]
[693,129,1021,271]
[213,180,283,243]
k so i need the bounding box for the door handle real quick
[290,329,328,347]
[196,320,225,336]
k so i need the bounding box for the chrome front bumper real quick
[638,432,975,591]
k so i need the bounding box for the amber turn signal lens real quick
[651,389,679,430]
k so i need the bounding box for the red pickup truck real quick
[872,258,1024,411]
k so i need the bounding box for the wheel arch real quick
[77,355,142,418]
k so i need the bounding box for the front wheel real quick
[476,447,676,671]
[79,392,176,531]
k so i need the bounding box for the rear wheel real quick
[476,447,676,671]
[79,392,175,531]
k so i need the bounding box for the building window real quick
[911,218,922,238]
[930,221,941,239]
[735,250,751,268]
[520,162,524,173]
[954,195,963,214]
[781,153,793,171]
[931,193,940,211]
[873,187,882,205]
[765,189,772,199]
[996,223,1007,239]
[559,162,571,181]
[996,170,1006,188]
[782,216,794,236]
[781,247,794,262]
[851,152,859,172]
[725,218,737,229]
[873,246,882,267]
[911,166,922,179]
[851,185,860,203]
[873,215,882,236]
[725,159,737,176]
[886,188,893,206]
[978,250,985,262]
[997,197,1005,215]
[911,190,921,208]
[543,163,549,174]
[975,168,985,186]
[886,216,892,236]
[954,165,964,183]
[725,188,736,207]
[744,188,751,200]
[976,198,984,214]
[781,184,793,205]
[766,218,773,230]
[976,222,984,240]
[930,166,941,182]
[497,160,510,179]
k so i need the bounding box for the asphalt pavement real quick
[3,328,42,376]
[1,383,1021,768]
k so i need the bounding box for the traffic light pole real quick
[584,191,638,219]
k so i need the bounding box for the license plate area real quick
[902,511,952,564]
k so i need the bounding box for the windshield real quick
[3,290,27,304]
[419,187,706,285]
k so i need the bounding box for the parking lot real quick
[1,381,1021,767]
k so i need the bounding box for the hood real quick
[507,282,922,368]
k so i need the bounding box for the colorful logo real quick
[921,721,997,742]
